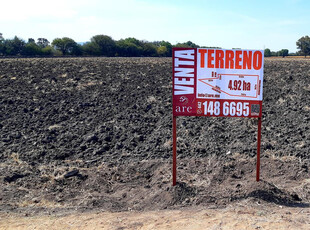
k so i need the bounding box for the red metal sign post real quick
[172,48,264,186]
[173,116,177,186]
[256,117,262,181]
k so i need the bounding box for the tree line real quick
[0,33,310,57]
[264,48,289,58]
[264,36,310,58]
[0,33,199,57]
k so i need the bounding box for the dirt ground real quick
[0,57,310,228]
[1,204,310,230]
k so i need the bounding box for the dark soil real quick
[0,57,309,215]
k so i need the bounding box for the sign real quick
[172,48,264,186]
[173,48,264,117]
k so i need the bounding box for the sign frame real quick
[172,47,264,186]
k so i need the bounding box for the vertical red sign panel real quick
[172,48,197,116]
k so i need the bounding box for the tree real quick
[0,33,4,55]
[157,46,168,56]
[264,48,271,57]
[71,44,83,56]
[22,43,42,56]
[123,37,142,47]
[28,38,35,43]
[158,41,172,56]
[278,49,289,58]
[116,38,143,56]
[37,38,49,48]
[82,42,100,56]
[175,41,199,48]
[141,41,157,56]
[3,36,25,55]
[41,46,53,56]
[296,36,310,58]
[90,35,116,56]
[52,37,78,55]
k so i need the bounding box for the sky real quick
[1,0,310,52]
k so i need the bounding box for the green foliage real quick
[52,37,78,55]
[51,38,64,54]
[124,37,142,47]
[3,36,25,55]
[141,41,157,57]
[72,44,83,56]
[157,46,168,56]
[0,33,4,55]
[52,48,62,56]
[81,37,172,57]
[82,42,100,56]
[175,41,199,48]
[2,33,296,58]
[264,48,271,57]
[0,34,55,56]
[296,36,310,57]
[90,35,116,56]
[158,41,172,56]
[28,38,35,43]
[278,49,289,58]
[116,38,143,56]
[22,43,42,56]
[37,38,50,48]
[41,46,53,56]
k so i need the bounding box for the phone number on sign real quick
[198,101,253,117]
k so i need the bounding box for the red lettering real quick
[243,51,252,69]
[207,49,215,68]
[235,50,242,69]
[225,50,234,69]
[215,50,224,68]
[199,49,262,70]
[253,51,262,70]
[198,49,207,68]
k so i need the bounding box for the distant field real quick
[266,55,310,59]
[0,57,309,228]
